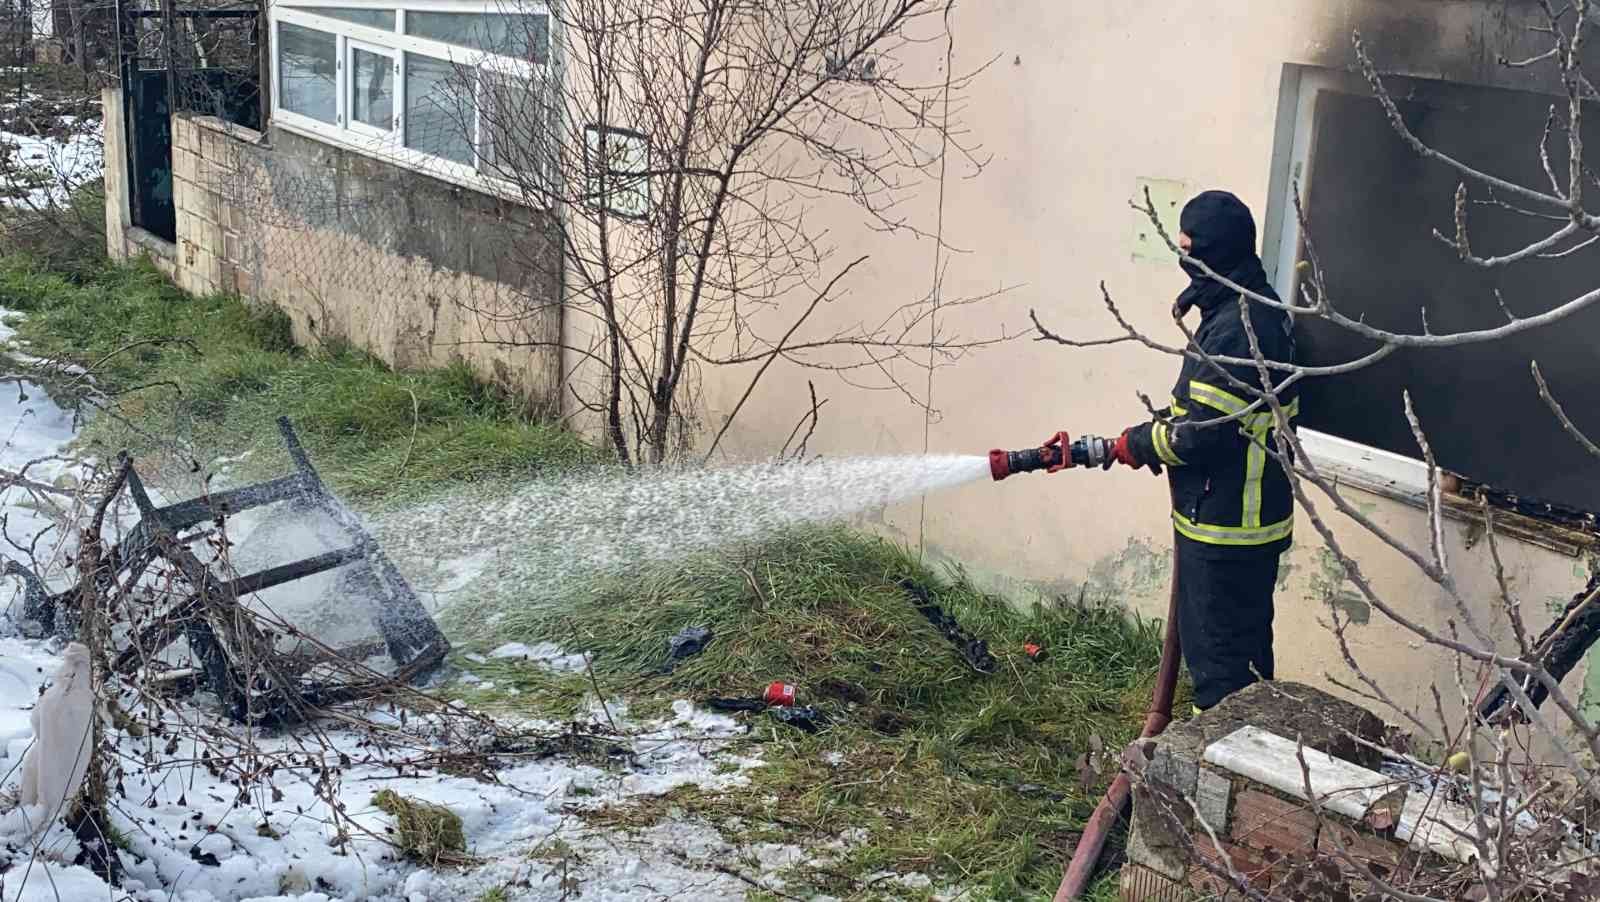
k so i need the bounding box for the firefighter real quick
[1109,190,1298,712]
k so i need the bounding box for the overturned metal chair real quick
[13,416,448,726]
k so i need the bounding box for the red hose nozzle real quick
[989,442,1068,481]
[988,449,1011,481]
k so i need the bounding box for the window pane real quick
[404,53,474,165]
[301,7,395,29]
[351,48,393,129]
[279,23,337,124]
[480,72,547,180]
[406,12,548,63]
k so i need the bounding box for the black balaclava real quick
[1173,190,1272,318]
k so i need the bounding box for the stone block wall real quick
[169,118,232,299]
[104,89,565,414]
[1118,682,1585,900]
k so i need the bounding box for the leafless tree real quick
[1037,3,1600,897]
[0,19,111,267]
[442,0,1010,465]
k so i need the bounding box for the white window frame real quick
[269,0,554,205]
[346,39,399,138]
[1263,65,1432,504]
[274,19,342,127]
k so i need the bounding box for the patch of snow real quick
[0,121,103,209]
[0,634,801,902]
[488,641,589,673]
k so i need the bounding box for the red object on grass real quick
[763,682,797,707]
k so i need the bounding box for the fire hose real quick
[989,433,1183,899]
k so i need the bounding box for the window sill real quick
[1303,429,1597,558]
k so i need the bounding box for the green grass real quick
[452,527,1179,898]
[2,250,1175,897]
[0,256,598,502]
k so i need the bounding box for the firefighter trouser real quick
[1175,533,1286,711]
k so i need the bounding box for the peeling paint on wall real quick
[1082,537,1174,606]
[1276,557,1296,590]
[1310,547,1370,626]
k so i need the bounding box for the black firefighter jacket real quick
[1125,196,1299,549]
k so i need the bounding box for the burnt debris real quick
[898,577,997,675]
[5,416,448,727]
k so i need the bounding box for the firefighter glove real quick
[1114,430,1163,476]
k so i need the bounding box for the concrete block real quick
[173,120,199,154]
[199,191,222,227]
[1203,726,1397,821]
[1194,767,1232,834]
[1230,790,1318,854]
[193,156,216,188]
[1147,741,1199,798]
[1126,739,1200,881]
[171,146,198,183]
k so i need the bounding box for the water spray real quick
[987,431,1115,481]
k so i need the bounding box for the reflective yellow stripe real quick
[1173,510,1294,546]
[1239,399,1298,528]
[1170,398,1188,416]
[1188,381,1250,416]
[1241,417,1270,528]
[1153,422,1185,467]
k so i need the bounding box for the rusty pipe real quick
[1054,555,1182,901]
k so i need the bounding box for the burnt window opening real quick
[1270,67,1600,521]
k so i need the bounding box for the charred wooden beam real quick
[1479,567,1600,723]
[225,544,368,597]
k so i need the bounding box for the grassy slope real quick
[1,254,1176,899]
[0,257,598,500]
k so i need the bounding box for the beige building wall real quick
[628,1,1597,731]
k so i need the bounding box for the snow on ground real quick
[0,632,816,901]
[0,81,103,210]
[488,642,590,673]
[0,120,102,209]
